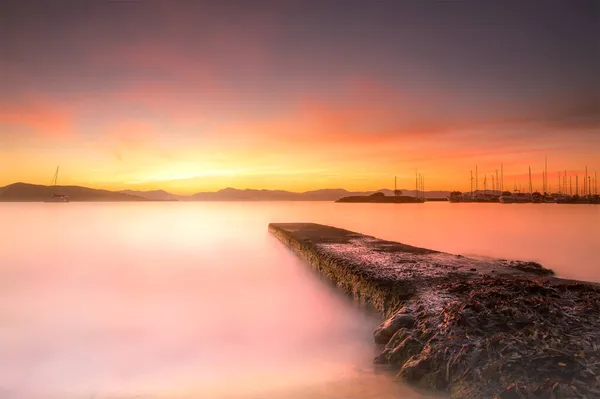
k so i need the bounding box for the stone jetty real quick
[269,223,600,399]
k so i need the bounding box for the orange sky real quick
[1,2,598,194]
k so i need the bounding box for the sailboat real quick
[499,191,515,203]
[45,166,70,203]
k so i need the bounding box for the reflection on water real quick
[0,202,597,398]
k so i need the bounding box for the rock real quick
[505,260,554,276]
[374,311,416,344]
[374,328,424,365]
[373,352,391,365]
[374,328,409,364]
[399,356,432,382]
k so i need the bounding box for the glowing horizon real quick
[1,1,598,195]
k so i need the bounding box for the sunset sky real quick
[1,1,598,194]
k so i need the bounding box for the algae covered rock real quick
[374,310,416,344]
[373,328,424,365]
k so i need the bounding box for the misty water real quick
[1,202,599,399]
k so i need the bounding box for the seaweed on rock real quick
[380,278,600,398]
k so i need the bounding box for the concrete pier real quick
[269,223,600,399]
[268,223,552,316]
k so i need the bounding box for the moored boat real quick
[543,193,555,203]
[499,191,515,203]
[476,193,498,203]
[531,192,543,203]
[44,166,70,203]
[45,193,70,203]
[448,191,463,203]
[513,192,531,203]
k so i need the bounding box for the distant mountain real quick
[123,187,453,201]
[0,183,148,202]
[124,187,370,201]
[190,187,295,201]
[0,183,452,202]
[189,187,354,201]
[119,189,180,201]
[187,188,451,201]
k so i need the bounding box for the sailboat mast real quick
[501,163,504,192]
[544,157,547,194]
[585,166,588,196]
[484,175,487,195]
[50,165,60,194]
[528,166,533,197]
[558,172,561,195]
[475,165,478,196]
[415,170,418,199]
[470,170,473,198]
[51,166,60,186]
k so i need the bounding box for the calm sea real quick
[1,202,598,399]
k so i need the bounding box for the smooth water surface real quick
[1,202,598,398]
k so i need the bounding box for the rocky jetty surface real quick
[269,223,600,399]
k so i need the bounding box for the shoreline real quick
[269,223,600,398]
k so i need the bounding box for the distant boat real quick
[513,192,531,203]
[543,194,555,203]
[448,191,463,203]
[45,166,70,203]
[531,192,543,203]
[556,195,597,205]
[475,193,498,203]
[499,191,515,203]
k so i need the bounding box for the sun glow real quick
[0,1,598,194]
[126,169,247,185]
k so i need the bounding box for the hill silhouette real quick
[1,183,452,202]
[119,189,177,201]
[129,188,451,201]
[0,183,147,202]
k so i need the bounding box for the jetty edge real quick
[268,223,600,399]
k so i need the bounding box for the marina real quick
[447,162,599,204]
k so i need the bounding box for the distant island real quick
[0,182,452,202]
[336,191,425,203]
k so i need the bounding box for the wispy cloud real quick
[0,98,74,138]
[1,1,598,190]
